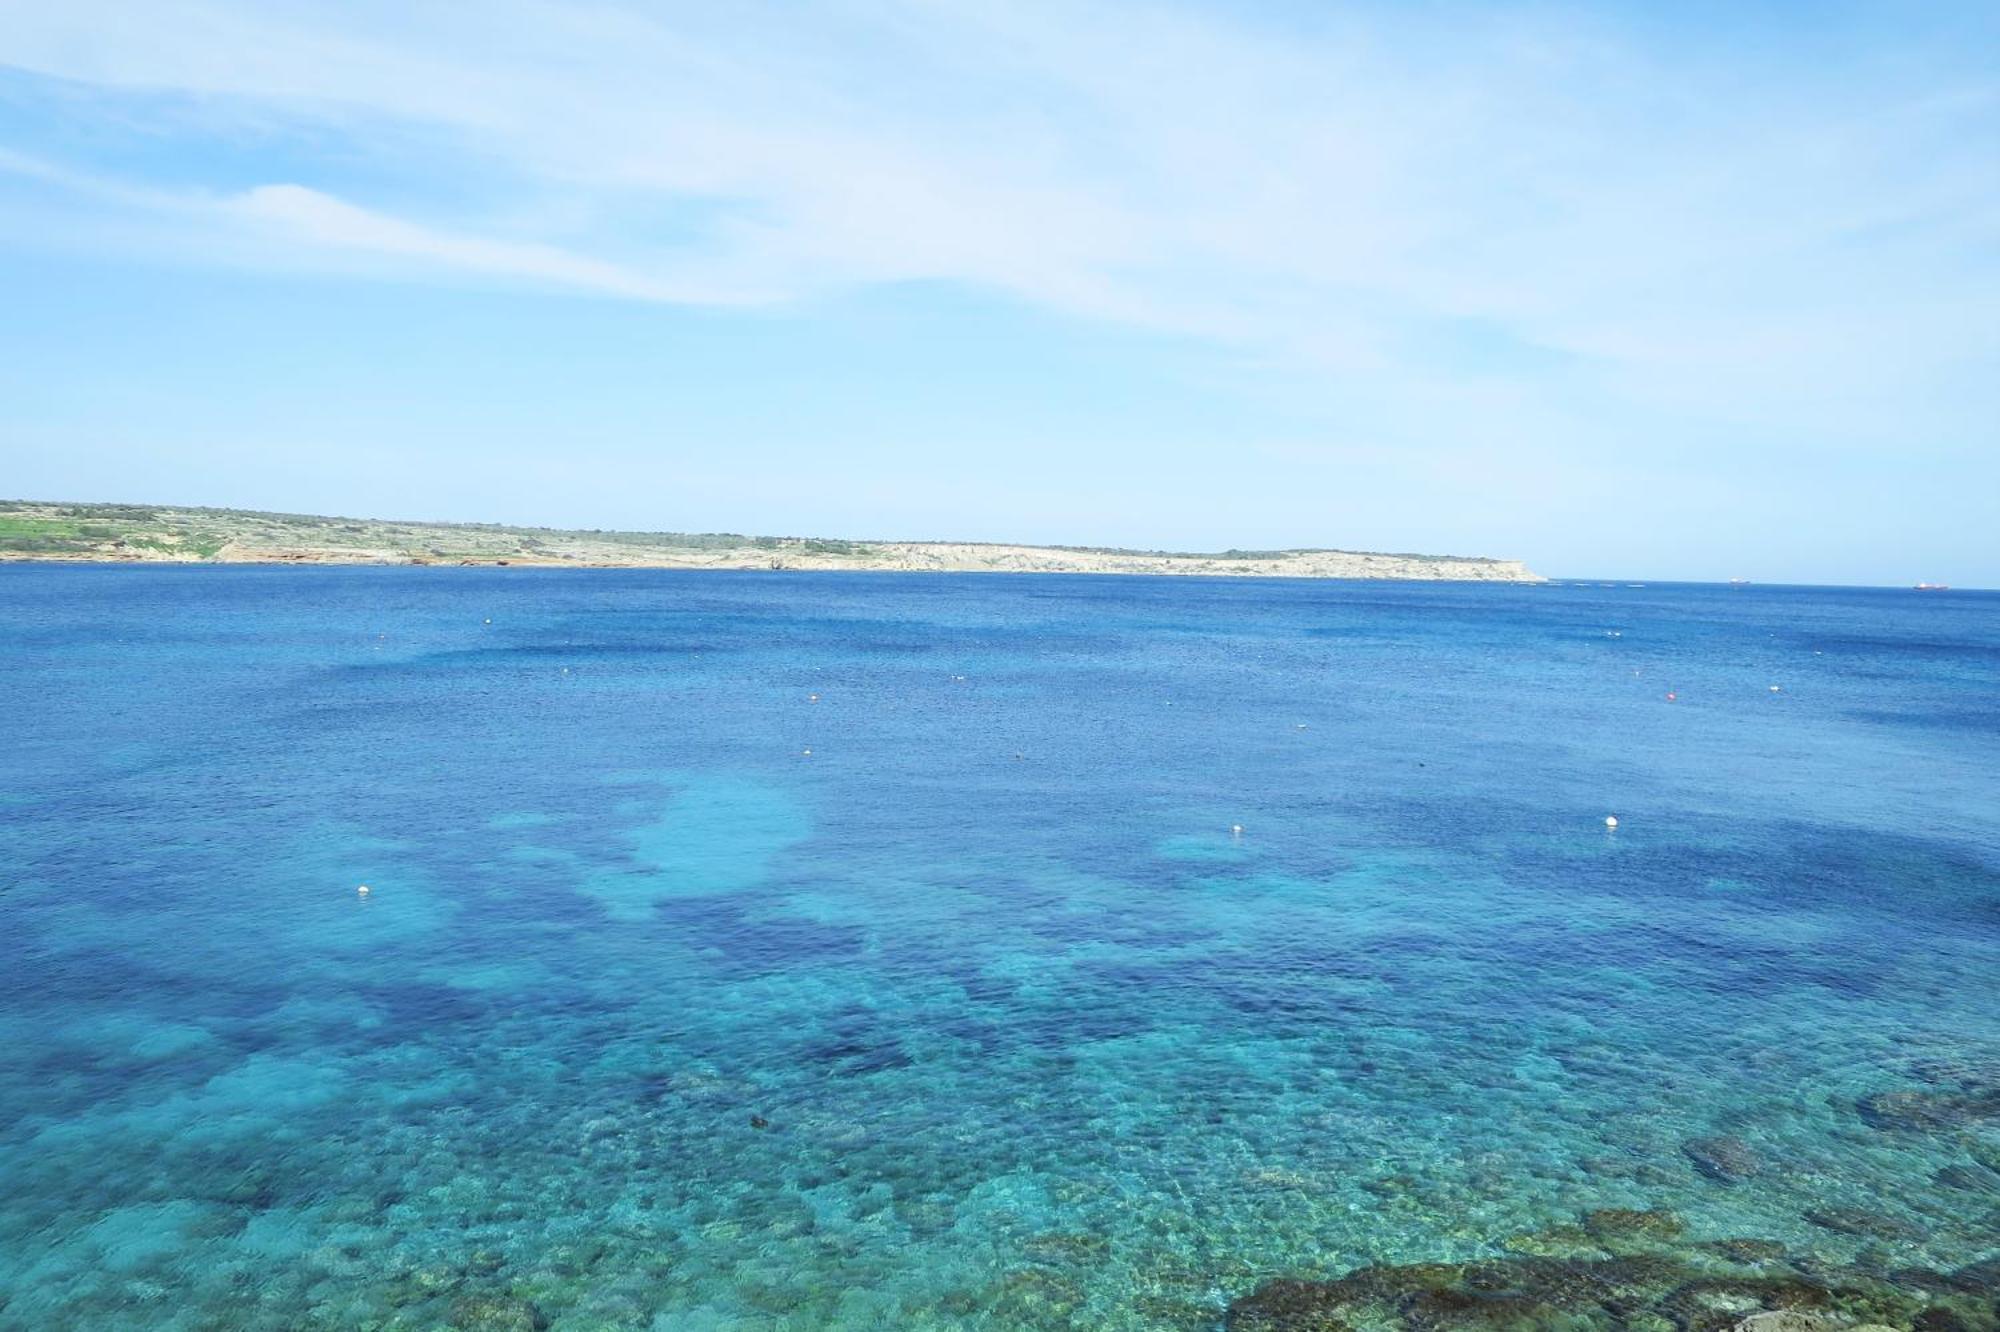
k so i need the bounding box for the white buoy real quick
[808,693,819,702]
[1231,824,1244,836]
[802,748,813,756]
[357,884,371,896]
[1769,684,1781,692]
[1604,816,1619,829]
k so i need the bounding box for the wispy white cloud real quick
[226,183,761,304]
[0,0,1994,440]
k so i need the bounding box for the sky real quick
[1,2,1995,583]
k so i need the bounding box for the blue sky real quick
[1,1,1995,583]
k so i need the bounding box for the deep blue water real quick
[1,567,1996,1330]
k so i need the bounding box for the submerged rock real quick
[448,1294,545,1332]
[1585,1209,1686,1242]
[1961,1136,2000,1176]
[1948,1257,2000,1294]
[1705,1240,1789,1266]
[1502,1224,1603,1259]
[1802,1209,1921,1242]
[1658,1277,1838,1332]
[1224,1239,1994,1332]
[1856,1089,2000,1131]
[1021,1231,1111,1263]
[1888,1267,1965,1297]
[1229,1256,1676,1332]
[1933,1164,1995,1192]
[1401,1285,1565,1332]
[1224,1278,1354,1331]
[1732,1313,1846,1332]
[1908,1055,2000,1090]
[986,1267,1085,1322]
[1684,1136,1763,1183]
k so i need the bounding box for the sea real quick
[1,567,1995,1331]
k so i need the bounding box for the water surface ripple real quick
[1,569,1996,1329]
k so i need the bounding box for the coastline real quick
[0,500,1545,581]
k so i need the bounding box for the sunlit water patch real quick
[1,569,1996,1330]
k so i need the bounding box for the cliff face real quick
[0,501,1544,581]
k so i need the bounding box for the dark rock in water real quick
[1590,1253,1693,1310]
[1321,1264,1467,1306]
[1400,1285,1564,1332]
[1802,1208,1921,1241]
[1225,1246,1991,1332]
[1948,1257,2000,1294]
[449,1295,546,1332]
[894,1197,956,1236]
[1021,1231,1111,1263]
[1855,1090,1957,1130]
[1856,1088,2000,1131]
[1657,1277,1836,1332]
[1584,1208,1686,1241]
[1362,1173,1422,1198]
[1731,1314,1847,1332]
[1933,1163,1996,1192]
[1229,1256,1666,1331]
[1501,1224,1601,1259]
[749,1114,770,1129]
[1704,1239,1788,1265]
[1916,1307,1975,1332]
[1684,1136,1762,1182]
[1908,1054,2000,1090]
[213,1169,283,1210]
[1962,1136,2000,1177]
[1888,1267,1965,1296]
[1223,1277,1353,1331]
[986,1267,1085,1322]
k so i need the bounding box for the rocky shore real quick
[1224,1216,1999,1332]
[1225,1063,2000,1332]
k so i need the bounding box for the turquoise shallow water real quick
[0,568,1996,1330]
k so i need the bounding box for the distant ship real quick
[1914,582,1950,591]
[1728,578,1749,586]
